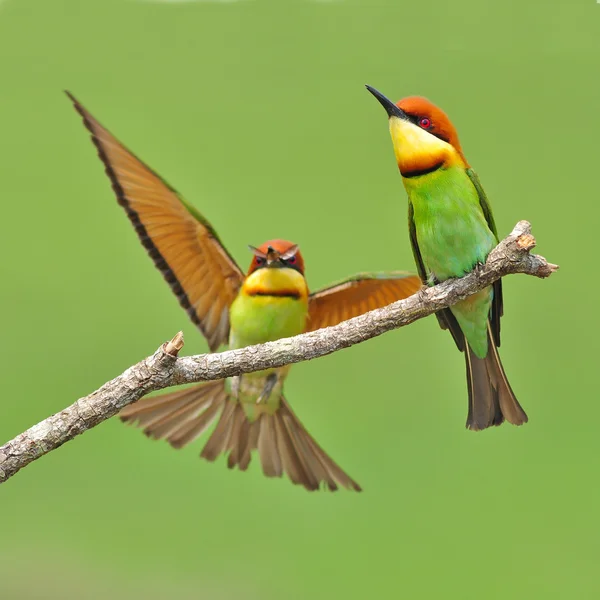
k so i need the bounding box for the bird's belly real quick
[418,215,495,357]
[407,167,496,282]
[225,366,289,417]
[414,204,496,282]
[226,292,307,415]
[229,293,308,348]
[408,169,497,357]
[417,219,491,281]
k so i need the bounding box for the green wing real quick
[408,202,465,351]
[466,168,503,346]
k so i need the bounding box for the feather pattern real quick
[404,159,527,428]
[307,272,422,332]
[120,381,227,448]
[69,94,403,489]
[197,397,361,492]
[67,92,243,350]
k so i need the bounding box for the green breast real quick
[406,166,496,281]
[229,292,308,349]
[227,291,308,414]
[406,166,496,358]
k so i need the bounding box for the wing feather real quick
[306,271,422,332]
[466,168,503,346]
[68,92,243,350]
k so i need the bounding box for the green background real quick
[0,0,596,598]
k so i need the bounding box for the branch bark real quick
[0,221,558,484]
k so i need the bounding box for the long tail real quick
[201,396,362,492]
[465,324,528,431]
[120,386,360,492]
[119,380,227,449]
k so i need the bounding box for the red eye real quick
[287,255,297,264]
[255,257,265,266]
[419,117,432,129]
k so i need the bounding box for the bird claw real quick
[256,373,278,404]
[473,262,486,277]
[426,272,437,286]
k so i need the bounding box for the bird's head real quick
[366,86,468,177]
[247,239,305,276]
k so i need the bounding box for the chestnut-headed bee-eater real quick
[366,86,528,431]
[67,93,423,491]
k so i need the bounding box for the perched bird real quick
[366,86,528,431]
[67,92,423,491]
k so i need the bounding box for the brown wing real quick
[67,92,244,350]
[306,272,422,332]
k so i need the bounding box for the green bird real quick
[366,87,528,431]
[67,93,423,490]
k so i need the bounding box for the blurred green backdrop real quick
[0,0,597,598]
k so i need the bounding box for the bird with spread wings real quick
[68,93,422,491]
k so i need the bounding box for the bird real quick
[365,85,528,431]
[67,92,423,491]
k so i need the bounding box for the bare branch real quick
[0,221,558,484]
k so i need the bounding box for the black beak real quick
[365,85,407,120]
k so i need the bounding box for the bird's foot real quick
[256,373,278,404]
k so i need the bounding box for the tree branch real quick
[0,221,558,484]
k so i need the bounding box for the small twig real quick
[0,221,558,484]
[164,331,185,356]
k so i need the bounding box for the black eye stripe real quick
[405,111,450,144]
[281,258,303,274]
[432,132,450,143]
[252,257,303,274]
[405,112,420,127]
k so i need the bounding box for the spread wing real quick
[306,272,422,332]
[408,202,465,351]
[68,92,244,351]
[466,168,503,346]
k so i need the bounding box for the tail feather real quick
[279,399,360,491]
[120,381,226,447]
[257,415,282,478]
[200,400,237,461]
[238,419,260,471]
[280,398,360,491]
[169,400,224,449]
[201,396,361,492]
[144,399,213,441]
[465,324,528,431]
[285,415,333,489]
[273,409,320,491]
[120,385,211,429]
[297,419,359,490]
[227,411,250,470]
[121,383,360,491]
[487,334,528,426]
[465,348,504,430]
